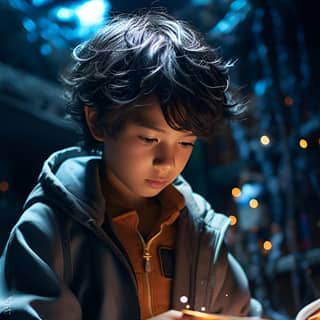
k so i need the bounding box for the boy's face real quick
[100,99,197,204]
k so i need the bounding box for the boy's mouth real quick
[145,179,168,189]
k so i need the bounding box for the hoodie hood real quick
[24,147,106,227]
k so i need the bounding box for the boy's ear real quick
[84,106,105,142]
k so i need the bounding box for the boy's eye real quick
[180,142,195,148]
[138,136,158,144]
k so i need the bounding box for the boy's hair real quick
[63,11,244,149]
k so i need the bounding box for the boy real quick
[0,11,260,320]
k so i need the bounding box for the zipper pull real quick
[143,248,152,273]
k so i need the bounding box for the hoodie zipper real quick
[137,227,164,318]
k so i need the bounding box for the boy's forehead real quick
[128,100,166,126]
[128,95,182,122]
[127,104,195,137]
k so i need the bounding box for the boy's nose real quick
[152,148,175,173]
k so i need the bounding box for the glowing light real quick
[232,187,241,198]
[22,18,36,32]
[249,199,259,208]
[229,215,237,226]
[180,296,188,304]
[32,0,49,6]
[56,7,73,20]
[263,241,272,251]
[75,0,106,26]
[40,43,52,56]
[191,0,210,4]
[201,307,206,312]
[284,96,294,106]
[260,135,270,146]
[185,304,190,309]
[299,138,308,149]
[0,181,9,192]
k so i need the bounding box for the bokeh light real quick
[232,187,241,198]
[249,198,259,208]
[260,135,270,146]
[229,215,237,226]
[299,138,308,149]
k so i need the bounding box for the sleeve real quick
[0,203,81,319]
[192,193,253,316]
[207,242,251,316]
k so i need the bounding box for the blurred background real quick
[0,0,319,318]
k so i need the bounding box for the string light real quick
[0,181,9,192]
[229,215,237,226]
[249,199,259,208]
[260,135,270,146]
[263,241,272,251]
[232,187,241,198]
[299,138,308,149]
[284,95,294,106]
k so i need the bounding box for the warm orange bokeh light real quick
[232,187,241,198]
[249,199,259,208]
[284,96,294,106]
[0,181,9,192]
[263,241,273,251]
[229,215,237,226]
[299,138,308,149]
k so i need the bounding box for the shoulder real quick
[6,200,72,256]
[10,202,62,241]
[174,176,230,232]
[0,201,69,280]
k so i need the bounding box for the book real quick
[295,299,320,320]
[182,309,267,320]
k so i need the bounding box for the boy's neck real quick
[99,164,160,215]
[99,165,162,237]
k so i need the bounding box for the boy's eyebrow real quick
[134,121,166,133]
[133,120,196,137]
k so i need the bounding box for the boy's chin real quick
[142,189,164,198]
[140,185,169,198]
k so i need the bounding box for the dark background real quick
[0,0,319,318]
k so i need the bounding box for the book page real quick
[182,309,267,320]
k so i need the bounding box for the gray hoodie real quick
[0,147,257,319]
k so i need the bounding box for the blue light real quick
[32,0,50,6]
[235,183,263,205]
[56,8,73,21]
[215,21,231,33]
[8,0,27,11]
[209,0,251,37]
[230,0,248,11]
[191,0,210,5]
[254,79,270,96]
[27,32,38,43]
[40,43,52,55]
[22,18,36,32]
[75,0,107,27]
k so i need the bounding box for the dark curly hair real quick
[63,10,244,149]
